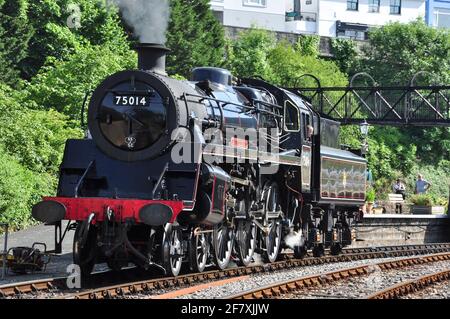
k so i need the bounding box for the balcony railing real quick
[286,11,317,22]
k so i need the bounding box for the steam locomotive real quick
[32,44,366,276]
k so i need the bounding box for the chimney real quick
[135,43,170,75]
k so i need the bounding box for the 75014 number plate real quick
[114,95,149,106]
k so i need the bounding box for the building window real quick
[390,0,401,15]
[243,0,267,7]
[347,0,358,11]
[337,30,367,41]
[435,9,450,28]
[212,10,224,24]
[368,0,380,13]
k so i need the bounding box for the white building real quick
[210,0,426,39]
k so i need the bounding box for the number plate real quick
[114,95,149,106]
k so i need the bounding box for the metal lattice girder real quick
[289,85,450,126]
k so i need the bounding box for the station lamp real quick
[359,119,369,138]
[360,120,369,156]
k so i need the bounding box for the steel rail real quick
[1,243,449,299]
[226,252,450,299]
[0,276,67,298]
[366,268,450,299]
[66,244,450,300]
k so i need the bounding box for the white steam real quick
[250,253,263,266]
[109,0,170,44]
[284,231,303,249]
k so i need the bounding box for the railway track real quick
[226,252,450,299]
[0,243,449,299]
[0,267,156,298]
[366,268,450,299]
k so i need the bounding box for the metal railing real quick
[285,11,317,22]
[287,73,450,126]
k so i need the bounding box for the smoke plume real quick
[109,0,170,44]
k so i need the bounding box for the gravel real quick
[174,254,450,299]
[400,278,450,299]
[289,260,450,299]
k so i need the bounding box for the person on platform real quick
[414,174,431,194]
[392,179,406,200]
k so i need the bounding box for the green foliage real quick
[366,187,376,202]
[23,0,131,79]
[352,21,450,200]
[0,0,33,85]
[409,194,433,206]
[0,145,54,230]
[226,28,348,88]
[361,19,450,85]
[367,127,417,181]
[266,41,305,86]
[405,127,450,164]
[295,35,319,56]
[166,0,226,77]
[404,163,450,200]
[331,38,358,74]
[408,193,448,207]
[0,83,82,174]
[339,126,361,149]
[225,28,276,80]
[24,44,136,120]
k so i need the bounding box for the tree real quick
[226,28,348,89]
[361,19,450,85]
[224,28,276,80]
[331,38,358,74]
[22,0,131,79]
[166,0,225,77]
[0,144,54,230]
[350,20,450,198]
[0,83,82,174]
[0,145,52,229]
[0,0,33,85]
[24,44,136,120]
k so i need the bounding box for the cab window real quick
[302,113,312,141]
[284,100,300,132]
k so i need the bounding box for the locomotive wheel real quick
[162,224,183,277]
[262,183,282,263]
[263,219,282,263]
[330,243,342,256]
[294,245,307,259]
[73,223,97,276]
[213,223,234,270]
[189,231,209,272]
[312,244,325,257]
[235,221,257,266]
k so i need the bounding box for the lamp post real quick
[360,120,369,156]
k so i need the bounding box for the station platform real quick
[352,214,450,248]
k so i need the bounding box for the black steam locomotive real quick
[32,44,366,276]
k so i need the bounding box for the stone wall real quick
[351,215,450,248]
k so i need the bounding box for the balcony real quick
[285,11,317,34]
